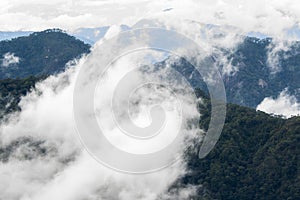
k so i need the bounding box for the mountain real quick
[0,31,33,41]
[0,25,131,45]
[167,37,300,109]
[70,26,110,44]
[0,29,298,199]
[224,37,300,108]
[177,94,300,200]
[0,29,90,79]
[0,76,298,200]
[70,25,130,44]
[0,76,44,118]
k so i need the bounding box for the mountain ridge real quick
[0,29,90,79]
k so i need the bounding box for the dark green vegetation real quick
[180,94,300,200]
[224,37,300,107]
[0,76,44,118]
[0,29,90,118]
[172,37,300,108]
[0,29,90,79]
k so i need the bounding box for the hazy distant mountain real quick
[70,25,130,44]
[0,31,33,41]
[0,25,131,45]
[70,26,110,44]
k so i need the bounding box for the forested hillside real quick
[168,37,300,108]
[179,95,300,200]
[0,76,43,118]
[225,37,300,107]
[0,29,90,79]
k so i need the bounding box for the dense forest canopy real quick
[0,29,90,79]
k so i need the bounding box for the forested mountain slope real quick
[179,95,300,200]
[168,37,300,108]
[0,29,90,79]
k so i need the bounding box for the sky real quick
[1,0,300,39]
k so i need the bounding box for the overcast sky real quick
[1,0,300,38]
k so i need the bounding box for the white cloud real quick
[24,151,185,200]
[266,39,295,73]
[0,0,300,40]
[1,52,20,67]
[0,1,299,199]
[257,89,300,118]
[0,30,202,199]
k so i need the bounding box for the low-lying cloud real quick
[0,24,209,199]
[1,52,20,67]
[0,1,300,199]
[257,89,300,118]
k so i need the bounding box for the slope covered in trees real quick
[225,37,300,107]
[167,37,300,108]
[180,95,300,200]
[0,29,90,79]
[0,76,44,118]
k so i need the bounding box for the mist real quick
[0,1,300,199]
[0,24,208,199]
[257,89,300,118]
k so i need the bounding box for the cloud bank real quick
[0,25,207,199]
[0,1,300,199]
[0,59,191,200]
[1,0,300,40]
[257,89,300,118]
